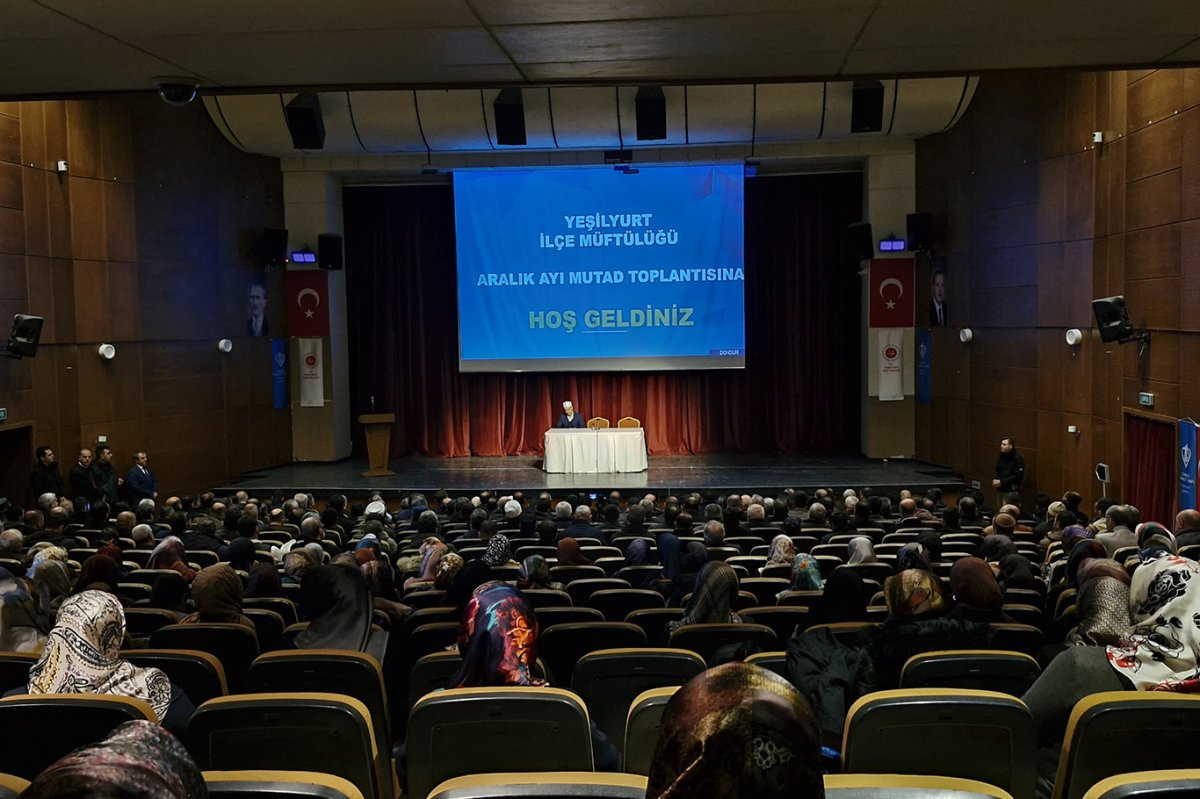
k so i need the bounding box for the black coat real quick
[30,463,64,499]
[787,626,878,748]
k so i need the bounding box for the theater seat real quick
[623,608,683,647]
[204,770,365,799]
[823,774,1014,798]
[739,607,809,641]
[150,623,259,691]
[0,652,36,696]
[623,686,678,776]
[427,772,648,799]
[0,773,27,799]
[538,622,647,686]
[123,607,183,637]
[189,692,389,799]
[0,694,156,780]
[521,589,573,609]
[535,606,605,630]
[900,650,1041,696]
[1053,693,1200,799]
[566,578,631,607]
[744,651,789,679]
[586,589,665,621]
[243,596,300,626]
[122,648,228,705]
[667,623,777,662]
[842,688,1036,797]
[408,687,593,799]
[1081,770,1200,799]
[571,648,705,758]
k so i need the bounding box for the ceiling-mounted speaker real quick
[261,227,288,268]
[844,222,874,264]
[493,89,527,146]
[285,92,325,150]
[318,233,343,271]
[851,80,885,133]
[635,86,667,141]
[906,212,934,253]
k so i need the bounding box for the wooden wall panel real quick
[1126,169,1180,230]
[0,114,20,164]
[1127,70,1184,134]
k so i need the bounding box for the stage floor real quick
[216,453,963,497]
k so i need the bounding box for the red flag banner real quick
[868,258,915,328]
[286,270,330,337]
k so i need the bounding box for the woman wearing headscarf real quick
[361,559,412,625]
[786,553,824,593]
[555,537,592,566]
[448,559,493,612]
[668,561,741,633]
[147,536,196,583]
[895,542,933,573]
[669,542,711,607]
[657,533,684,581]
[33,559,73,625]
[22,719,207,799]
[244,562,284,598]
[1136,522,1177,556]
[804,568,869,629]
[295,564,374,652]
[180,564,255,631]
[24,591,193,740]
[0,568,47,654]
[979,534,1017,562]
[482,533,516,568]
[517,554,564,592]
[283,547,320,585]
[24,544,68,580]
[404,539,449,590]
[617,539,658,588]
[916,529,945,561]
[224,536,256,573]
[147,573,189,615]
[434,552,464,591]
[764,534,796,570]
[846,537,877,565]
[1064,556,1131,647]
[947,557,1012,624]
[646,663,825,799]
[72,554,122,597]
[997,554,1041,591]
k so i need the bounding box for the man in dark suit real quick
[929,268,947,326]
[126,451,159,501]
[247,281,269,337]
[30,445,65,500]
[69,448,104,503]
[556,400,586,428]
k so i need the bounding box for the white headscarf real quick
[1106,554,1200,691]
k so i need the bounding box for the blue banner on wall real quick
[1181,418,1197,512]
[916,328,932,404]
[271,338,288,410]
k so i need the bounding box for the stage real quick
[215,454,964,498]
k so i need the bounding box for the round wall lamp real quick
[217,339,233,353]
[97,343,116,360]
[1065,328,1083,346]
[958,327,973,344]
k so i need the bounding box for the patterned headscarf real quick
[895,543,932,573]
[517,555,553,589]
[26,545,68,579]
[767,535,796,567]
[646,663,824,799]
[676,561,741,629]
[789,553,824,591]
[883,568,948,620]
[1067,574,1130,646]
[28,591,172,720]
[448,582,543,688]
[482,534,512,567]
[20,720,206,799]
[1106,554,1200,691]
[417,540,449,580]
[1137,522,1178,555]
[434,552,464,590]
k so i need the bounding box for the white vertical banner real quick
[298,337,324,407]
[878,328,904,401]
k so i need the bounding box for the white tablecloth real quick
[543,428,648,473]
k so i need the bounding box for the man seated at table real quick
[556,400,586,428]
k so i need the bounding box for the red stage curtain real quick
[344,173,863,457]
[1124,414,1176,525]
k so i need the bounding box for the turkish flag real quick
[869,258,915,328]
[286,270,330,337]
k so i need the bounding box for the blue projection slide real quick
[454,165,745,372]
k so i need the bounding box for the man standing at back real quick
[30,446,64,500]
[992,437,1025,496]
[69,449,103,504]
[126,451,159,501]
[92,444,122,504]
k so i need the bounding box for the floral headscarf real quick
[1106,554,1200,690]
[767,535,796,567]
[448,582,542,687]
[482,534,512,567]
[789,553,824,591]
[883,568,948,620]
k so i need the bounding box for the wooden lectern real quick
[358,413,396,477]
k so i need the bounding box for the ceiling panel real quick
[472,0,810,26]
[0,0,100,37]
[0,37,190,95]
[521,53,847,83]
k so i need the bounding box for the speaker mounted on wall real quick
[318,233,344,271]
[851,80,885,134]
[261,227,288,268]
[635,86,667,141]
[843,222,875,265]
[0,314,44,359]
[285,92,325,150]
[906,212,934,253]
[493,89,527,146]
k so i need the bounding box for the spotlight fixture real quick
[958,328,973,344]
[217,339,233,353]
[1065,328,1083,346]
[97,343,116,360]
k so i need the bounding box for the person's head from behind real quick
[703,520,725,547]
[447,581,542,688]
[131,524,155,549]
[646,662,824,799]
[958,495,978,520]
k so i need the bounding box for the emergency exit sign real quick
[0,407,7,422]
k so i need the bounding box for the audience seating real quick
[623,686,678,776]
[566,578,631,606]
[586,589,664,621]
[623,608,683,647]
[535,606,605,629]
[187,550,220,568]
[520,589,573,608]
[0,652,36,696]
[759,563,794,580]
[739,607,809,640]
[408,607,460,628]
[124,568,186,588]
[408,687,593,799]
[427,772,647,799]
[408,622,463,661]
[150,623,260,691]
[403,590,450,609]
[123,649,228,705]
[549,566,605,585]
[538,622,647,686]
[0,694,156,780]
[900,650,1041,696]
[823,774,1014,798]
[744,650,789,679]
[189,692,390,799]
[1000,604,1044,628]
[0,774,26,799]
[667,623,777,662]
[987,623,1044,655]
[842,688,1036,798]
[738,577,792,605]
[409,651,467,708]
[805,621,881,645]
[1081,770,1200,799]
[247,649,392,751]
[1053,692,1200,799]
[778,589,824,609]
[612,565,662,587]
[243,597,300,626]
[244,608,287,652]
[841,562,897,583]
[571,648,705,757]
[204,770,366,799]
[123,550,154,568]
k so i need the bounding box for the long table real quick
[543,428,649,474]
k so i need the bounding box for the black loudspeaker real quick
[3,314,44,359]
[906,212,934,252]
[318,233,344,271]
[851,80,885,133]
[1092,296,1134,342]
[844,222,874,264]
[261,227,288,267]
[493,89,527,146]
[635,86,667,141]
[285,92,325,150]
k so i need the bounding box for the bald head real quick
[1176,508,1200,534]
[115,511,136,533]
[300,516,323,541]
[899,498,918,517]
[0,529,22,552]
